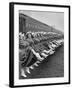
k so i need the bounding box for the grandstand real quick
[19,13,64,35]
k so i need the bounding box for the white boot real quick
[29,65,34,69]
[26,67,30,74]
[34,63,38,67]
[41,52,48,58]
[21,69,27,77]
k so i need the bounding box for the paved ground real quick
[20,45,64,79]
